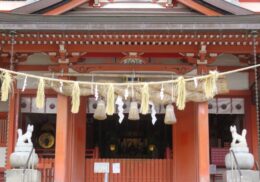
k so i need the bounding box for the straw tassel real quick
[176,76,186,110]
[71,82,80,113]
[204,71,219,99]
[94,100,107,120]
[1,72,12,102]
[106,84,115,115]
[140,83,149,115]
[36,78,45,108]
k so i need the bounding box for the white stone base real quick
[5,169,41,182]
[224,170,260,182]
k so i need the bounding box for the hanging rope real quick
[0,64,260,86]
[0,64,259,87]
[0,60,260,114]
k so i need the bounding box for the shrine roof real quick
[1,0,255,15]
[0,12,259,31]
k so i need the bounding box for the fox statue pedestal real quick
[224,126,258,182]
[5,125,41,182]
[10,142,39,168]
[6,169,41,182]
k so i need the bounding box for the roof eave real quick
[0,12,259,31]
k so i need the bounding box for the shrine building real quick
[0,0,260,181]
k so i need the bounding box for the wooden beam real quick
[1,33,258,44]
[20,89,57,97]
[13,64,257,74]
[217,90,251,97]
[81,52,183,58]
[177,0,222,16]
[44,0,88,15]
[70,63,195,74]
[2,44,260,54]
[15,65,51,71]
[217,66,253,72]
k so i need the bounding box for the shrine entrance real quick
[85,113,173,182]
[86,114,172,159]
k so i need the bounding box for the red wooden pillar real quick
[173,103,197,182]
[196,65,210,182]
[70,97,87,182]
[54,94,87,182]
[196,102,210,182]
[173,102,209,182]
[6,89,20,169]
[54,94,70,182]
[247,72,259,162]
[245,96,259,162]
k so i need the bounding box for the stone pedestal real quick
[5,169,41,182]
[224,170,260,182]
[225,152,254,169]
[10,144,39,168]
[225,147,254,169]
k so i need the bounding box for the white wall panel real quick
[46,98,57,114]
[226,72,249,90]
[21,97,31,113]
[31,98,45,113]
[217,98,232,114]
[232,98,245,114]
[208,99,217,114]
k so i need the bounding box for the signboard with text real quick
[94,162,109,173]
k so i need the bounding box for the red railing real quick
[86,159,173,182]
[0,119,7,147]
[38,158,55,182]
[1,157,173,182]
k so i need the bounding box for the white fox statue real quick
[17,124,34,145]
[230,125,247,148]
